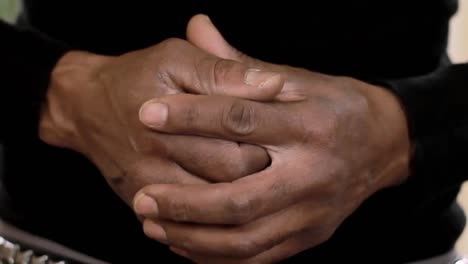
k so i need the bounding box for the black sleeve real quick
[383,63,468,195]
[0,20,70,143]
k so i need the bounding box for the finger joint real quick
[222,101,257,136]
[226,194,256,224]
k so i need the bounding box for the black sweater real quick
[1,0,468,263]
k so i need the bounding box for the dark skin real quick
[134,15,412,263]
[39,37,284,205]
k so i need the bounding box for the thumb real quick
[187,14,306,102]
[187,14,267,69]
[185,15,285,100]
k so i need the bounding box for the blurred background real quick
[449,0,468,253]
[0,0,20,23]
[1,0,468,255]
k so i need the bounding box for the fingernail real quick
[139,102,168,128]
[245,69,279,88]
[134,194,159,217]
[144,220,167,243]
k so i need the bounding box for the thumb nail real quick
[139,102,168,128]
[244,69,280,88]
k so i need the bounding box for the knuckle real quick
[155,70,176,92]
[168,198,191,222]
[153,38,188,64]
[38,113,76,149]
[210,58,227,91]
[298,101,340,145]
[183,104,200,129]
[158,37,187,52]
[41,73,81,148]
[297,76,375,146]
[51,67,76,94]
[38,120,58,145]
[299,77,373,147]
[334,77,372,120]
[211,59,231,93]
[226,195,256,224]
[222,101,257,136]
[230,237,261,258]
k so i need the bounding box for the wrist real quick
[363,81,413,189]
[353,80,413,192]
[39,50,111,151]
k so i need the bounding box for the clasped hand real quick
[39,23,284,204]
[133,15,412,263]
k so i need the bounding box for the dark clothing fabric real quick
[0,0,467,263]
